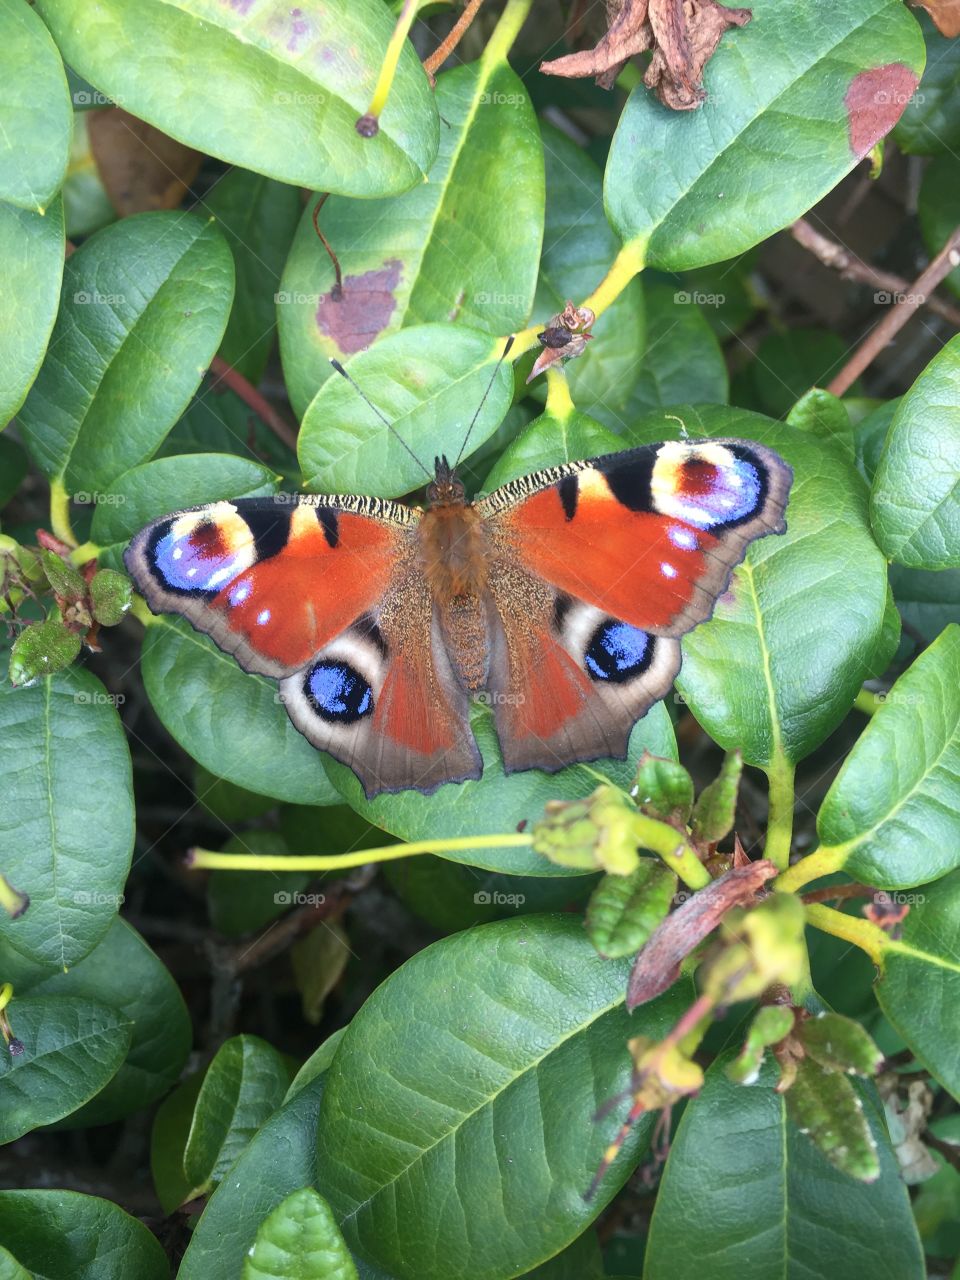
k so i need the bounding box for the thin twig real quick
[801,882,874,905]
[424,0,487,76]
[208,355,298,451]
[312,193,343,299]
[827,224,960,396]
[791,218,960,329]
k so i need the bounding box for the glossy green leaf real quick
[184,1034,296,1195]
[481,404,621,491]
[817,625,960,887]
[784,1057,880,1181]
[87,570,131,627]
[0,666,134,971]
[0,0,71,211]
[205,169,303,385]
[625,407,888,767]
[36,0,438,199]
[877,868,960,1098]
[0,1189,170,1280]
[298,325,513,497]
[197,765,277,825]
[918,152,960,300]
[19,212,234,495]
[178,1075,326,1280]
[585,859,676,959]
[279,61,544,418]
[605,0,925,269]
[316,915,687,1280]
[870,334,960,569]
[140,615,340,806]
[0,1246,29,1280]
[2,918,191,1127]
[91,452,280,570]
[530,123,644,428]
[894,12,960,155]
[150,1068,205,1214]
[617,281,727,424]
[243,1187,358,1280]
[644,1054,924,1279]
[632,751,694,822]
[787,387,855,458]
[799,1011,884,1076]
[726,1004,795,1084]
[0,197,64,428]
[0,995,131,1142]
[326,701,677,876]
[691,750,743,844]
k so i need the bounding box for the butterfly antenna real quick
[453,335,515,471]
[329,358,432,482]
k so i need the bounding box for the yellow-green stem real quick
[481,0,534,68]
[129,594,157,627]
[776,844,847,894]
[545,366,574,419]
[190,833,534,873]
[49,479,77,548]
[70,541,100,565]
[763,756,795,872]
[633,814,711,890]
[854,688,884,716]
[804,902,888,966]
[364,0,428,120]
[0,982,12,1013]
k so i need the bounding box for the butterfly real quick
[124,420,792,799]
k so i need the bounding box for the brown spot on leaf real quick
[844,64,919,160]
[317,259,402,355]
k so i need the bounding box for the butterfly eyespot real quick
[147,506,256,596]
[651,442,766,529]
[584,621,654,683]
[305,659,374,723]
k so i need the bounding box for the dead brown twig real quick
[424,0,488,77]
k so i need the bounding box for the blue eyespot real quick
[305,660,373,723]
[151,522,245,595]
[584,622,653,683]
[681,455,763,529]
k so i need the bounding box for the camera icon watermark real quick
[274,890,326,906]
[674,290,725,308]
[73,890,125,906]
[73,691,125,707]
[475,690,526,707]
[74,290,126,306]
[274,290,322,305]
[72,491,126,506]
[874,290,926,306]
[473,890,525,907]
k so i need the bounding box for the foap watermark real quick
[874,88,923,107]
[72,89,121,107]
[478,91,526,105]
[874,290,926,306]
[273,90,326,106]
[474,290,527,308]
[74,290,125,306]
[275,290,323,305]
[875,890,925,906]
[74,890,125,906]
[73,690,125,707]
[274,890,326,906]
[72,491,126,506]
[474,890,525,907]
[674,289,725,308]
[475,690,526,707]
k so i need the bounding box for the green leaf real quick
[326,701,677,876]
[870,334,960,569]
[632,751,694,822]
[894,12,960,156]
[918,153,960,300]
[140,615,341,806]
[298,325,513,498]
[36,0,438,199]
[784,1056,880,1181]
[799,1011,884,1076]
[61,113,115,240]
[0,1246,30,1280]
[0,0,71,211]
[481,405,621,491]
[204,169,303,385]
[197,765,277,825]
[0,995,132,1141]
[604,0,925,268]
[177,1075,326,1280]
[0,438,28,509]
[183,1034,296,1196]
[817,625,960,887]
[279,61,544,418]
[890,562,960,648]
[316,915,687,1280]
[726,1004,795,1084]
[91,452,280,570]
[746,329,855,421]
[0,1189,170,1280]
[585,859,676,959]
[530,122,644,428]
[40,549,86,600]
[877,868,960,1098]
[0,667,134,970]
[625,408,888,767]
[207,831,310,938]
[291,924,350,1025]
[9,616,81,686]
[787,387,855,458]
[151,1069,205,1214]
[644,1054,924,1279]
[0,197,64,427]
[691,750,743,844]
[88,570,132,626]
[617,281,727,424]
[19,211,235,495]
[243,1187,359,1280]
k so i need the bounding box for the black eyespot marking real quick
[597,450,655,513]
[243,507,291,562]
[354,613,388,658]
[584,621,654,683]
[558,473,579,521]
[317,507,339,549]
[305,660,374,724]
[552,595,572,633]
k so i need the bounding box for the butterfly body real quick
[125,438,791,798]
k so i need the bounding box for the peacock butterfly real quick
[125,350,791,798]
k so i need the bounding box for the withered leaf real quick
[87,108,202,216]
[912,0,960,37]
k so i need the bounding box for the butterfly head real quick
[427,455,467,509]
